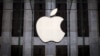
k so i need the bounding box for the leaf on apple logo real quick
[50,8,58,16]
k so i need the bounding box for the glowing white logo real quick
[36,8,65,42]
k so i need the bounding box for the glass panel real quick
[11,45,23,56]
[78,45,90,56]
[77,0,89,37]
[0,0,3,36]
[34,0,45,37]
[33,45,45,56]
[98,0,100,36]
[12,0,24,36]
[56,0,67,36]
[56,45,67,56]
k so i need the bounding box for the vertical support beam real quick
[51,0,55,9]
[67,0,78,56]
[1,0,13,56]
[23,0,32,56]
[45,42,56,56]
[67,0,70,56]
[31,0,34,56]
[0,45,1,56]
[88,0,99,56]
[45,0,56,56]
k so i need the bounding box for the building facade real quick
[0,0,100,56]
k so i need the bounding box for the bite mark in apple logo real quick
[36,8,65,42]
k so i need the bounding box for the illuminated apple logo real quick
[36,8,65,42]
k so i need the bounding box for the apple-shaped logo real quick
[36,8,65,42]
